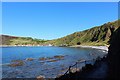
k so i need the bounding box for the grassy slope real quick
[48,20,120,46]
[0,35,18,45]
[9,37,47,45]
[0,35,47,45]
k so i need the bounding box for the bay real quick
[1,46,107,78]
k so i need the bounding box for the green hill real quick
[0,35,18,45]
[47,20,120,46]
[0,35,47,45]
[1,20,119,46]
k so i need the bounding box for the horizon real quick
[2,2,118,40]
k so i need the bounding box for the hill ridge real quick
[48,20,120,46]
[1,20,119,46]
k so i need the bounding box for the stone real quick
[37,75,45,80]
[26,58,34,61]
[39,57,47,61]
[70,68,80,73]
[56,74,63,78]
[54,55,64,60]
[8,60,24,67]
[47,59,58,62]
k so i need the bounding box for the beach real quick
[70,45,108,51]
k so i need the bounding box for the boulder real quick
[36,75,45,80]
[26,58,34,61]
[70,68,80,73]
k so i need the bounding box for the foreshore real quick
[0,45,46,47]
[0,45,108,52]
[0,44,53,47]
[70,45,108,51]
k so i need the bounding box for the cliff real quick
[107,26,120,79]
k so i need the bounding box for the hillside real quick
[0,35,47,45]
[1,20,119,46]
[0,35,18,45]
[48,20,120,46]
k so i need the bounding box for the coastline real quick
[0,45,109,52]
[70,45,108,52]
[0,45,46,47]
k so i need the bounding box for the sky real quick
[1,0,120,2]
[2,2,118,40]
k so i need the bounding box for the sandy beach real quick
[70,45,108,51]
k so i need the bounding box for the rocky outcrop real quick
[8,60,24,67]
[39,55,65,62]
[107,26,120,79]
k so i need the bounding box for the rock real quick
[82,64,94,71]
[39,57,47,61]
[54,55,64,60]
[39,56,64,62]
[78,59,86,62]
[26,58,34,61]
[56,74,64,78]
[47,59,58,62]
[8,60,24,67]
[36,75,45,80]
[70,68,80,73]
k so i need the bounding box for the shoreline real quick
[0,45,109,51]
[0,45,48,47]
[70,45,108,51]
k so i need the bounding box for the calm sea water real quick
[1,46,107,78]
